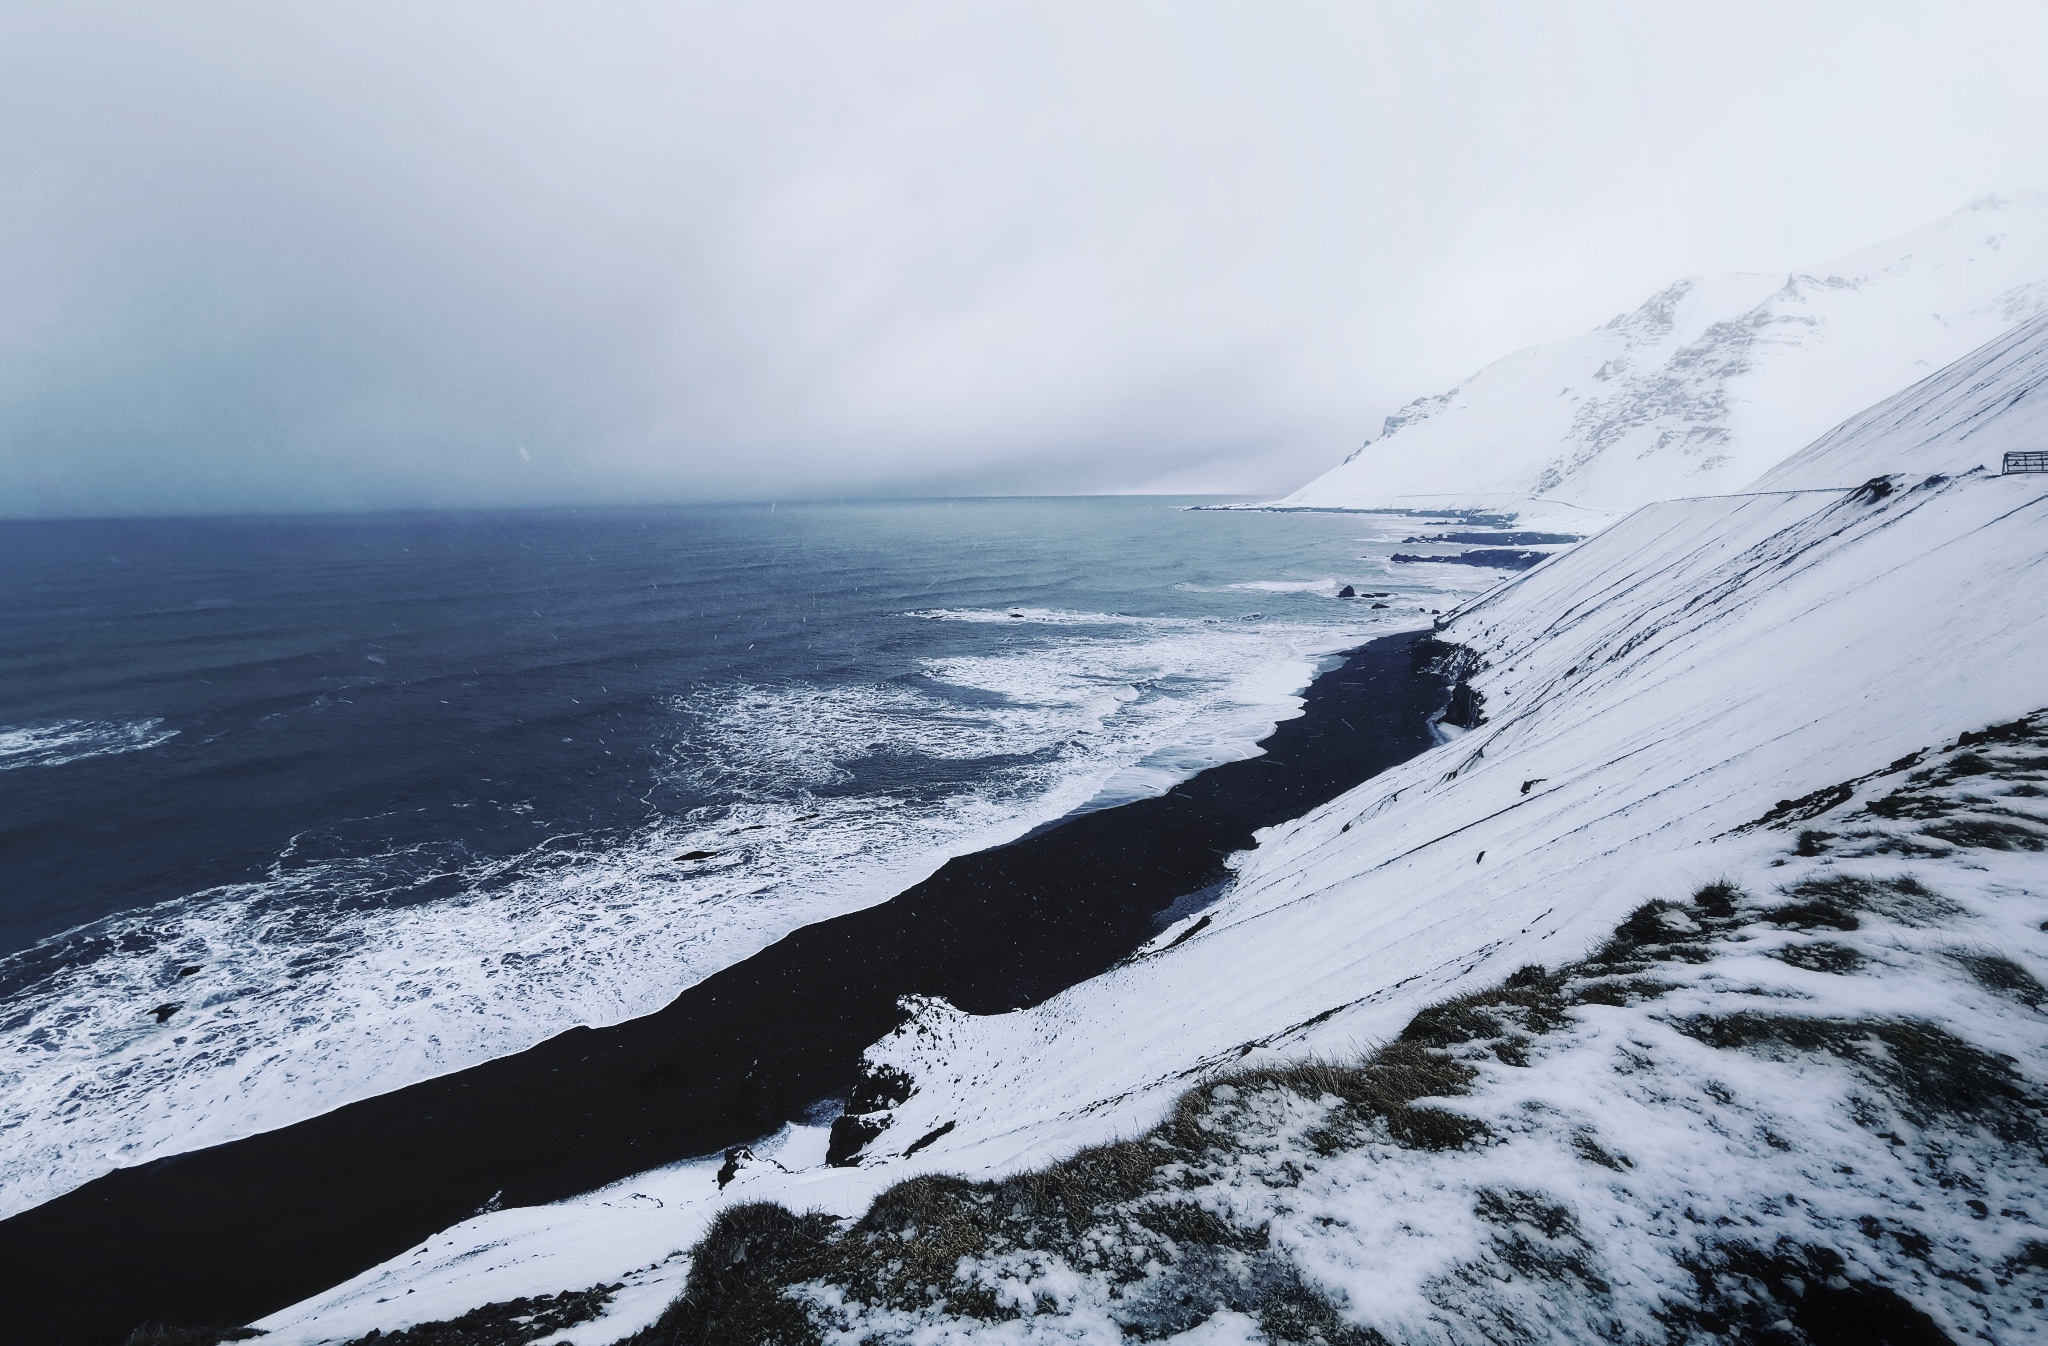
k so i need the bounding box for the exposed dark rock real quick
[152,1004,181,1024]
[1867,791,1951,821]
[1955,718,2038,748]
[1337,585,1357,598]
[1412,639,1487,730]
[1165,914,1212,950]
[1401,532,1581,546]
[335,1287,620,1346]
[1442,681,1485,729]
[901,1121,955,1157]
[845,1062,915,1116]
[122,1328,265,1346]
[826,1116,888,1168]
[1391,550,1549,570]
[1753,782,1859,829]
[826,1062,917,1166]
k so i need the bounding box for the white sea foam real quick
[0,719,176,771]
[1226,578,1344,595]
[0,606,1423,1218]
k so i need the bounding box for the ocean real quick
[0,497,1486,1218]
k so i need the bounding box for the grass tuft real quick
[1773,942,1865,975]
[1766,873,1960,930]
[629,868,2026,1342]
[1676,1015,2041,1140]
[1948,949,2047,1007]
[1923,817,2048,851]
[335,1285,622,1346]
[623,1205,836,1346]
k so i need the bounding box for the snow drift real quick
[1283,192,2048,516]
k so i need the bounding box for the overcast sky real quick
[3,1,2046,517]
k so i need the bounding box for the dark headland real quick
[0,631,1453,1345]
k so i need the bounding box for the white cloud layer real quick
[2,0,2046,515]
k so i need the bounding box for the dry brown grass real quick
[632,880,1842,1344]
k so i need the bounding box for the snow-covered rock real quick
[1284,192,2048,516]
[256,316,2048,1344]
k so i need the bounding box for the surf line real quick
[0,631,1455,1346]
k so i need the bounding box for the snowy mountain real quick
[1284,192,2048,515]
[254,325,2048,1338]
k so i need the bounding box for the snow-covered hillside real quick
[1755,311,2048,491]
[1284,192,2048,515]
[253,300,2048,1343]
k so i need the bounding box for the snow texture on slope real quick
[256,312,2048,1346]
[769,771,2048,1344]
[1285,192,2048,515]
[1756,311,2048,490]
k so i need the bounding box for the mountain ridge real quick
[1285,192,2048,515]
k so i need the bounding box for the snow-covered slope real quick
[1285,192,2048,515]
[1755,310,2048,490]
[257,322,2048,1344]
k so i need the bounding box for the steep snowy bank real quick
[678,799,2048,1344]
[1281,193,2048,515]
[1756,310,2048,491]
[245,319,2048,1343]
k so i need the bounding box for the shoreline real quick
[0,630,1452,1346]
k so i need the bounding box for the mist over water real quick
[0,497,1493,1217]
[5,3,2045,515]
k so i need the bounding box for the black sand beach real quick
[0,631,1450,1345]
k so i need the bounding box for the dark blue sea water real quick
[0,498,1483,1215]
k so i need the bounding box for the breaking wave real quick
[0,719,176,771]
[0,609,1373,1217]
